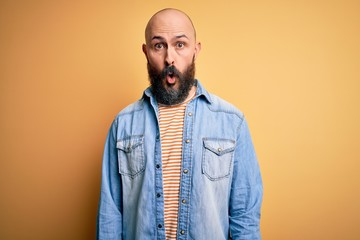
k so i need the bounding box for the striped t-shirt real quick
[158,92,195,239]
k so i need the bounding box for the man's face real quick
[143,9,201,105]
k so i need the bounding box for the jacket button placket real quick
[177,101,195,239]
[154,134,165,239]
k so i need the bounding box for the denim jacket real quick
[97,81,263,240]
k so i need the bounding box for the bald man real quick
[97,9,263,240]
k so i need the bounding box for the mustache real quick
[161,65,181,79]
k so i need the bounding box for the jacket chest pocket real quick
[202,138,235,181]
[117,136,145,178]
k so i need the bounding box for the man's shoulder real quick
[196,80,244,120]
[116,98,145,117]
[205,92,244,120]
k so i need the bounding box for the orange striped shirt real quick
[158,93,194,239]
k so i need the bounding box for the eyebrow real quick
[151,34,189,41]
[175,34,189,39]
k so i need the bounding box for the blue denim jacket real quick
[97,81,263,240]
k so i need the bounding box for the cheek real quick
[178,56,194,71]
[148,53,165,69]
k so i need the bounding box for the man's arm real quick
[229,118,263,240]
[97,119,123,240]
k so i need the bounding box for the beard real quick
[147,58,196,105]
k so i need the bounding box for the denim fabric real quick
[97,81,263,240]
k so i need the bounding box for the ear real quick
[194,42,201,60]
[142,44,148,57]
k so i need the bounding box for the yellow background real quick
[1,0,359,239]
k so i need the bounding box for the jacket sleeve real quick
[97,119,123,240]
[229,118,263,240]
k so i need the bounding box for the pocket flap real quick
[117,136,144,153]
[203,138,235,156]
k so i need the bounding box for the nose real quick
[165,48,175,66]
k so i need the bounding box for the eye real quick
[176,42,185,48]
[154,43,165,50]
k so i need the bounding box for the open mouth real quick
[162,65,178,85]
[166,71,176,84]
[166,73,176,85]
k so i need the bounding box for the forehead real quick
[145,10,195,42]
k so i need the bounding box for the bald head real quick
[144,8,197,44]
